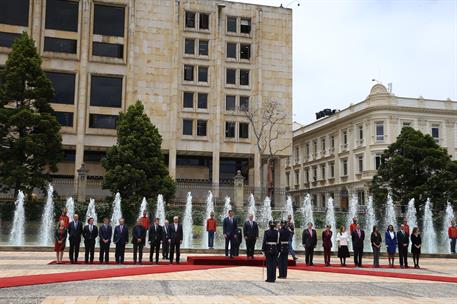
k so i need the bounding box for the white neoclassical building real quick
[285,84,457,211]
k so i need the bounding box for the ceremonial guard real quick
[278,221,291,279]
[262,221,280,283]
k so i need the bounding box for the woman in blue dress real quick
[385,225,397,268]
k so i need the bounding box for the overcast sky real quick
[228,0,457,125]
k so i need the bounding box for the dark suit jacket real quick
[223,217,237,237]
[113,225,129,245]
[322,230,332,249]
[169,223,183,243]
[99,224,112,243]
[162,224,170,241]
[243,220,259,240]
[68,221,83,242]
[83,225,98,241]
[302,228,317,248]
[132,224,146,245]
[351,229,365,249]
[397,230,409,248]
[148,224,163,244]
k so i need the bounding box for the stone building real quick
[286,84,457,211]
[0,0,292,204]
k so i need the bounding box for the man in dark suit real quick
[68,214,83,263]
[132,219,146,264]
[113,218,128,264]
[223,210,238,258]
[83,217,98,264]
[302,222,317,266]
[397,224,409,268]
[99,217,112,263]
[351,223,365,267]
[243,214,259,259]
[162,219,170,260]
[148,217,163,264]
[169,216,183,264]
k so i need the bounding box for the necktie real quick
[120,225,123,233]
[358,230,361,238]
[90,225,92,232]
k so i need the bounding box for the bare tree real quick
[242,99,291,195]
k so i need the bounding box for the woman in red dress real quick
[58,207,70,228]
[54,219,68,264]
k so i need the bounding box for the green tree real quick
[371,127,457,215]
[102,101,175,218]
[0,32,62,195]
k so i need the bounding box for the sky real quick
[227,0,457,125]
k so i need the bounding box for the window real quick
[92,42,123,58]
[226,95,236,111]
[0,0,29,26]
[89,114,118,129]
[183,92,193,108]
[239,122,249,139]
[357,124,363,144]
[295,170,299,186]
[227,16,237,32]
[54,111,73,127]
[330,135,335,152]
[90,75,123,108]
[329,162,335,178]
[45,0,78,32]
[84,150,106,162]
[227,43,236,59]
[197,120,207,136]
[431,124,440,143]
[321,137,326,154]
[240,18,251,34]
[198,66,208,82]
[286,172,290,187]
[313,140,317,156]
[305,143,310,159]
[240,69,249,86]
[93,4,125,37]
[342,130,348,147]
[184,65,194,81]
[47,72,75,104]
[305,168,309,183]
[63,150,76,161]
[295,146,300,163]
[375,122,384,141]
[0,32,21,48]
[402,121,412,128]
[375,154,382,170]
[357,191,365,205]
[199,13,209,30]
[184,38,195,55]
[321,164,326,180]
[226,69,236,85]
[225,121,235,138]
[341,159,348,176]
[199,40,208,56]
[357,155,363,173]
[239,96,249,111]
[183,119,193,135]
[185,11,195,28]
[313,166,317,181]
[197,93,207,109]
[44,37,77,53]
[240,44,250,60]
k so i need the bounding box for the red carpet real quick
[290,264,457,283]
[187,255,296,266]
[0,264,230,289]
[48,261,179,265]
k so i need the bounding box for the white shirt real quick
[337,231,349,246]
[174,223,178,231]
[389,231,395,239]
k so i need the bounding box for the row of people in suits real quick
[221,211,260,258]
[54,213,184,264]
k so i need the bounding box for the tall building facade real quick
[0,0,292,202]
[286,84,457,211]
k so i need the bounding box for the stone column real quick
[76,163,89,203]
[233,170,245,211]
[212,151,220,197]
[168,149,176,179]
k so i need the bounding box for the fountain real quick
[138,197,148,219]
[65,197,75,221]
[85,198,98,226]
[346,194,358,230]
[155,194,166,225]
[110,192,122,227]
[442,202,455,253]
[285,196,294,222]
[39,184,55,246]
[260,196,273,229]
[182,192,193,248]
[301,194,314,227]
[422,198,437,253]
[247,193,257,220]
[365,195,377,232]
[202,191,215,248]
[406,198,417,229]
[9,191,25,246]
[384,193,397,230]
[222,196,232,220]
[325,197,337,249]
